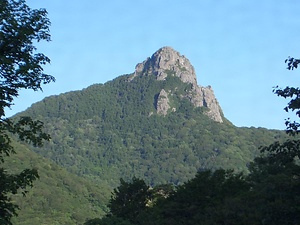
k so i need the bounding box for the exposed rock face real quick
[133,47,197,86]
[156,89,170,116]
[131,47,223,123]
[191,86,223,122]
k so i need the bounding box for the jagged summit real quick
[132,46,197,85]
[130,47,223,123]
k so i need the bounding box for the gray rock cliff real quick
[133,47,197,85]
[156,89,170,116]
[131,47,223,123]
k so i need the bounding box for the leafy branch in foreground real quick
[272,57,300,135]
[285,56,300,70]
[0,0,54,224]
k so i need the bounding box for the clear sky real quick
[7,0,300,130]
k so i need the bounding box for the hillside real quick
[10,47,288,224]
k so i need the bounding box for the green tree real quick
[152,169,249,225]
[108,177,152,223]
[85,178,151,225]
[264,56,300,165]
[238,56,300,224]
[246,152,300,224]
[0,0,53,224]
[273,56,300,135]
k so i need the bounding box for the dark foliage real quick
[108,177,152,223]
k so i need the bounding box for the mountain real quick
[19,46,285,183]
[11,47,287,224]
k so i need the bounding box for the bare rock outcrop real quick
[189,86,223,122]
[133,47,197,86]
[156,89,170,116]
[131,47,223,123]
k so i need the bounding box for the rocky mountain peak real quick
[133,46,197,85]
[130,47,223,123]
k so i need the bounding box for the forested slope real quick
[19,73,286,186]
[3,141,109,225]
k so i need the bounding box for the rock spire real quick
[133,46,197,85]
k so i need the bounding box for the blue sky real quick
[8,0,300,129]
